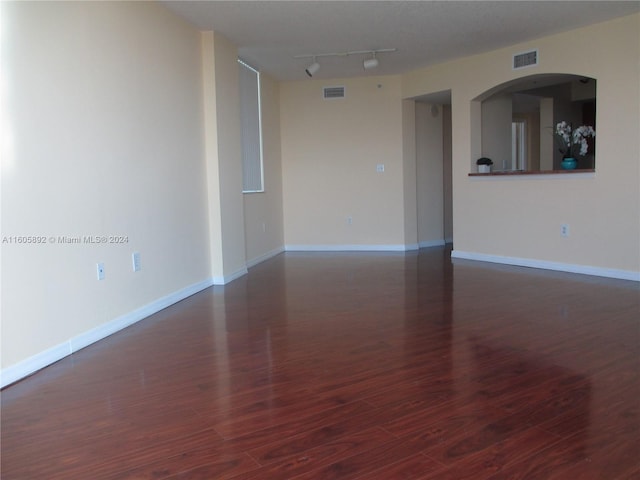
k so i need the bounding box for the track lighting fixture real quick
[305,59,320,77]
[295,48,396,77]
[363,53,378,70]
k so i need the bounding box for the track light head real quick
[363,56,379,70]
[305,61,320,77]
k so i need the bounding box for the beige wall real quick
[280,76,409,249]
[1,2,212,369]
[244,72,285,265]
[403,13,640,276]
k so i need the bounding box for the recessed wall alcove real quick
[470,74,597,173]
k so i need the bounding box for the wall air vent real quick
[323,86,345,99]
[513,49,538,70]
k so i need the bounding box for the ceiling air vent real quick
[323,86,345,99]
[513,49,538,70]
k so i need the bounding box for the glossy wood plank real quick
[1,246,638,479]
[217,427,396,480]
[418,426,562,480]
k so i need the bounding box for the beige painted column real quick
[201,32,248,284]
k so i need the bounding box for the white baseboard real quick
[419,240,446,248]
[285,244,418,252]
[0,343,73,390]
[1,278,215,388]
[246,246,285,269]
[212,267,248,285]
[451,250,640,282]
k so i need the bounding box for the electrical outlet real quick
[376,164,385,173]
[346,216,353,225]
[561,224,570,237]
[97,262,105,280]
[132,252,141,272]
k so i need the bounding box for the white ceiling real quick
[160,1,639,81]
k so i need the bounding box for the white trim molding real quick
[419,240,446,249]
[285,243,419,252]
[246,247,285,269]
[451,250,640,282]
[1,278,215,388]
[212,267,248,286]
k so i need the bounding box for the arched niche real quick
[471,74,596,172]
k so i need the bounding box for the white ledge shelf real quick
[469,169,595,177]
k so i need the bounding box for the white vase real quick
[478,164,491,173]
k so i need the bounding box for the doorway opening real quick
[414,90,453,248]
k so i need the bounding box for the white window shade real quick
[238,60,263,192]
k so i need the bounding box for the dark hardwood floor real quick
[2,246,639,479]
